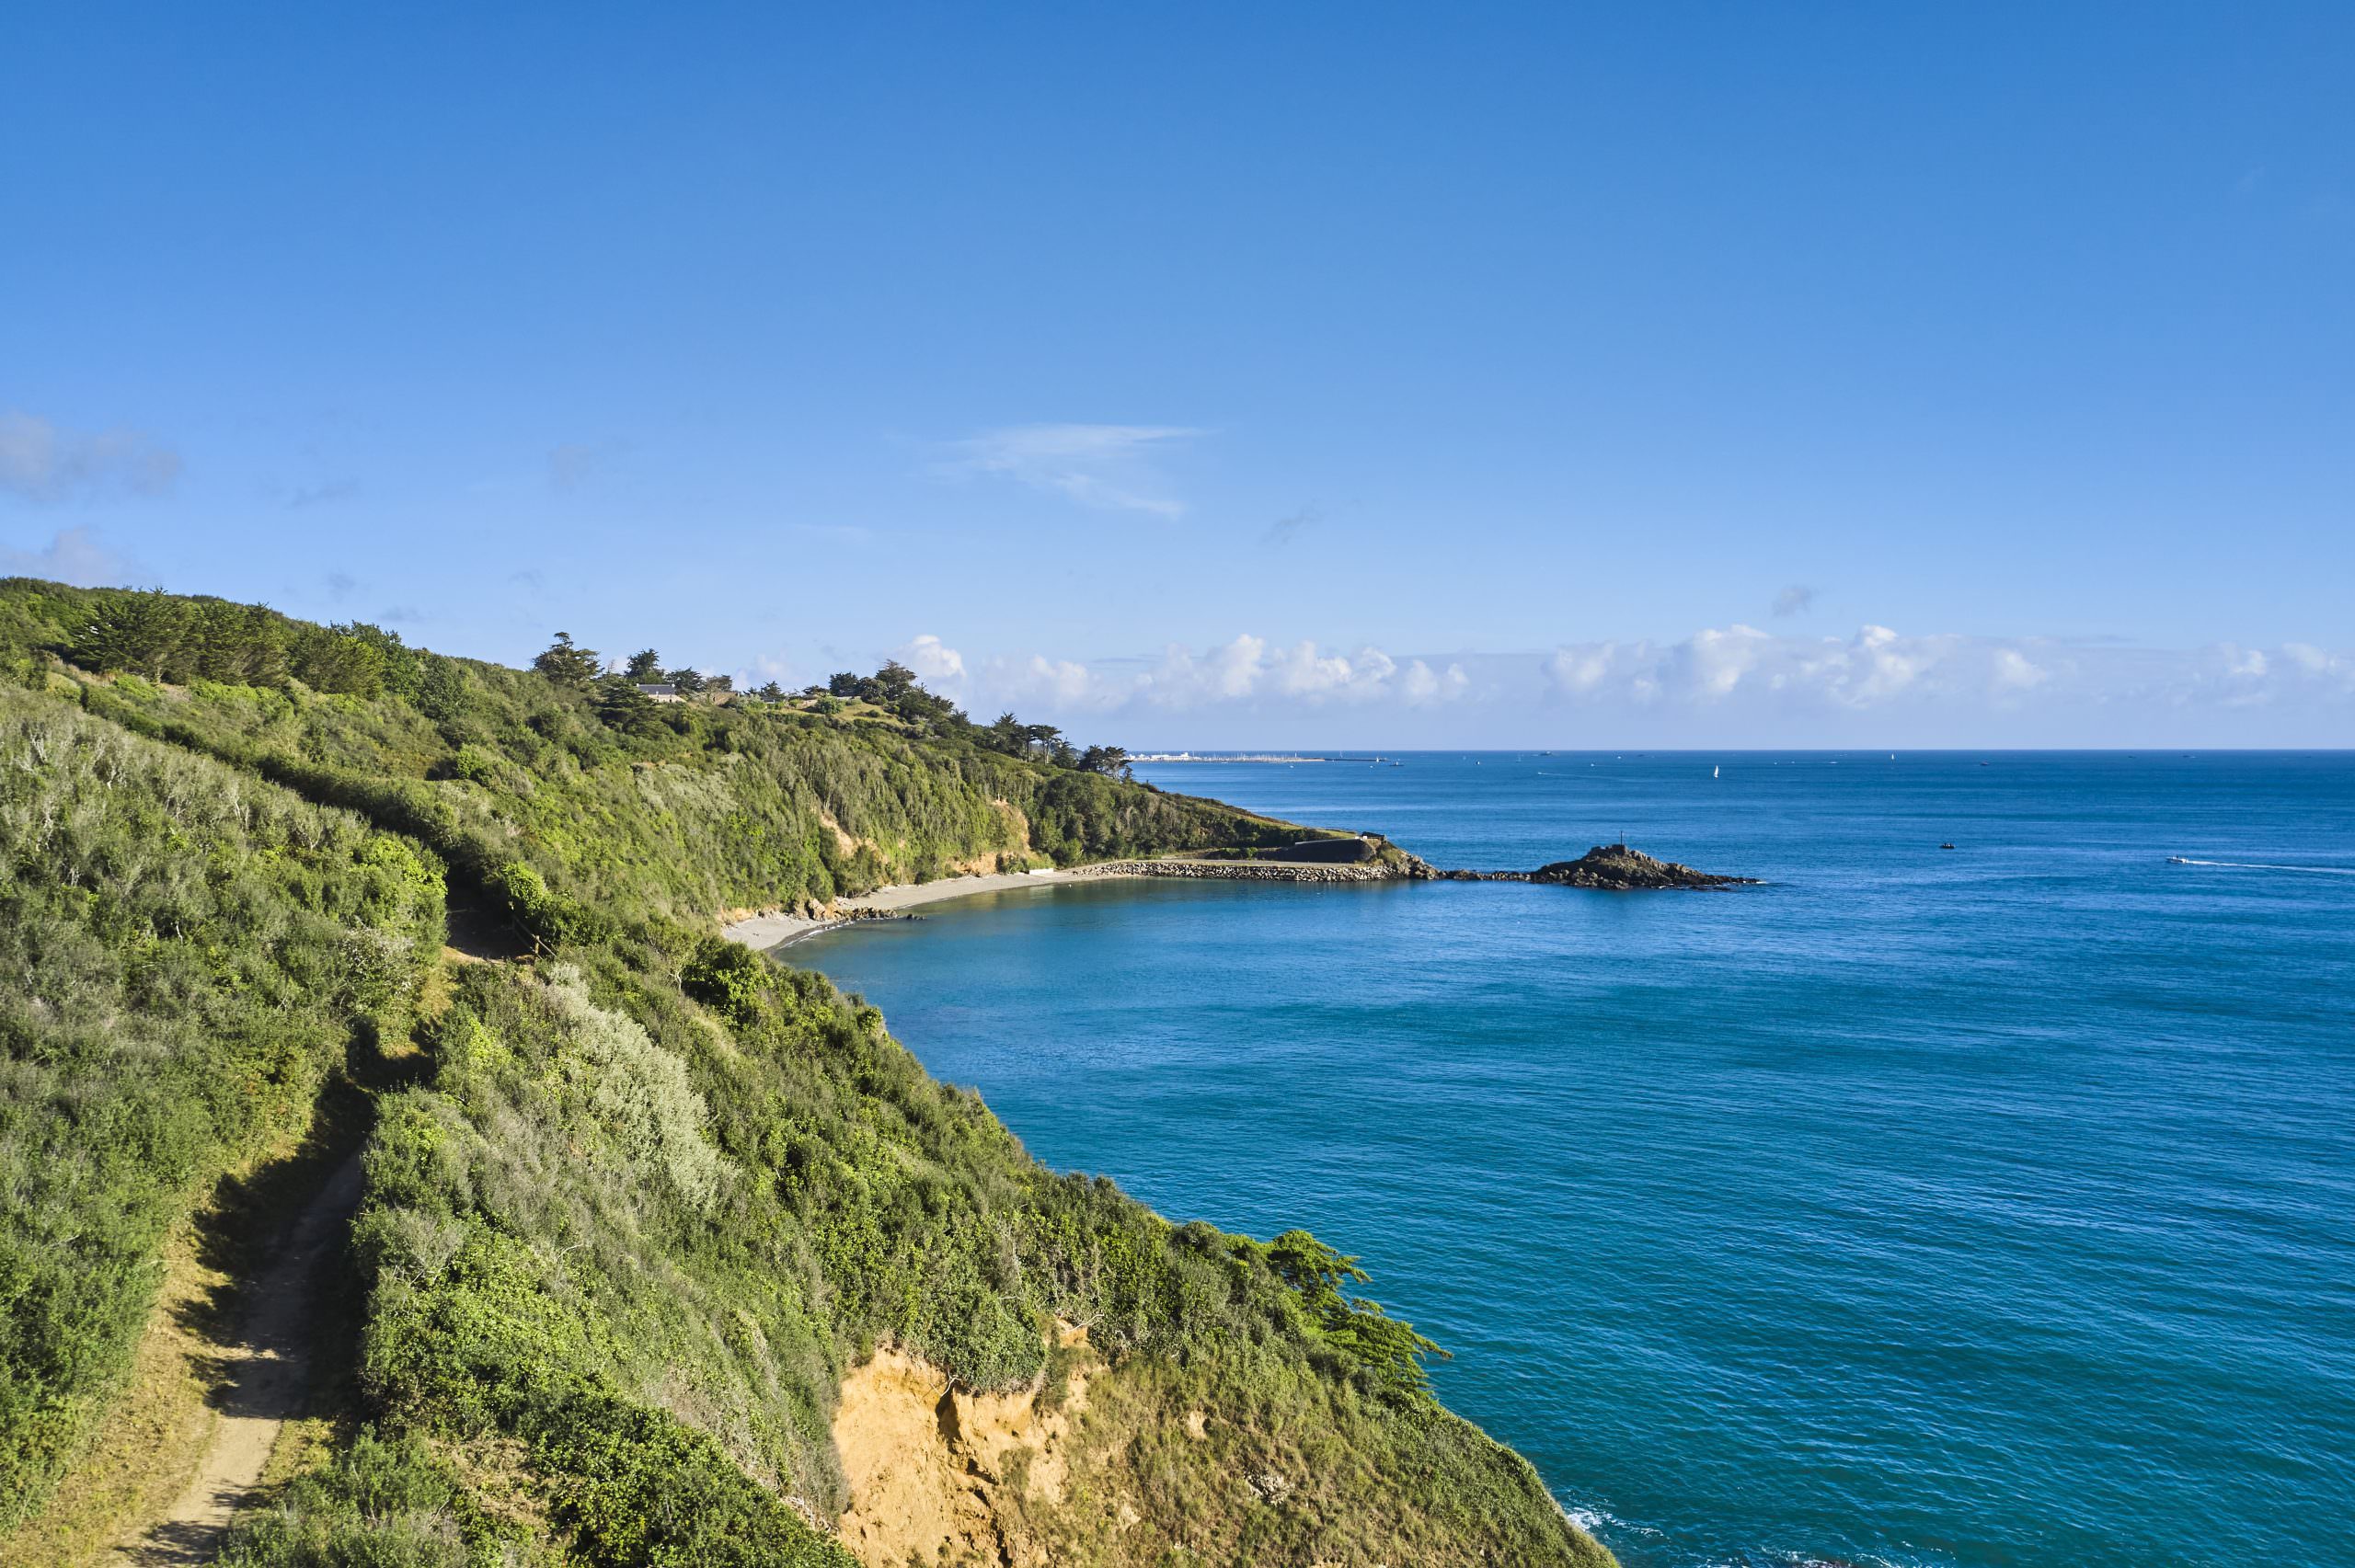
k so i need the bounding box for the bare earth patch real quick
[832,1329,1094,1568]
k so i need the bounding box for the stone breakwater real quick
[1068,842,1757,890]
[1068,859,1399,885]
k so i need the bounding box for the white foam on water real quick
[2173,858,2355,876]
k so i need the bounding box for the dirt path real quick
[109,1155,365,1565]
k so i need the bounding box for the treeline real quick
[549,629,1137,779]
[5,582,462,710]
[1,579,1309,950]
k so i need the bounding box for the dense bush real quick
[0,688,442,1527]
[214,1432,474,1568]
[0,578,1601,1565]
[335,944,1486,1562]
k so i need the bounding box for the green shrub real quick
[0,688,442,1526]
[214,1432,468,1568]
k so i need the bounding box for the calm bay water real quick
[800,752,2355,1567]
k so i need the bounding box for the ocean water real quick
[798,752,2355,1568]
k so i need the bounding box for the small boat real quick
[2168,855,2190,864]
[1940,842,1957,850]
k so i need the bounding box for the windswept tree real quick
[593,674,662,734]
[533,632,602,687]
[1079,744,1132,780]
[625,647,663,681]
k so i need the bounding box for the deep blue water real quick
[797,752,2355,1568]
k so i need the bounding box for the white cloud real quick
[1543,644,1619,695]
[941,423,1199,518]
[1677,624,1772,699]
[1526,624,2355,735]
[988,654,1100,709]
[792,624,2353,745]
[1992,648,2048,692]
[1542,624,2097,714]
[947,633,1480,719]
[0,524,153,586]
[0,411,181,503]
[894,633,968,684]
[2279,644,2355,693]
[1401,659,1470,706]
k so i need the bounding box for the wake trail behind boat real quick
[2171,858,2355,876]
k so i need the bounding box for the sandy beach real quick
[721,868,1089,950]
[722,855,1407,951]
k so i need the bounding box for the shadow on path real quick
[109,1154,364,1564]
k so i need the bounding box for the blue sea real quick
[798,752,2355,1568]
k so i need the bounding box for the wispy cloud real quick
[1771,584,1815,618]
[0,411,181,504]
[0,524,153,586]
[941,423,1200,518]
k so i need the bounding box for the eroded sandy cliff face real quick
[832,1324,1095,1568]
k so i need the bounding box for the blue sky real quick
[4,3,2349,745]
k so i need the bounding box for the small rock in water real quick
[1524,843,1755,890]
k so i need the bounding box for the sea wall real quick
[1069,858,1402,885]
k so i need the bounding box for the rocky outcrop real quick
[1525,842,1758,889]
[1415,842,1754,889]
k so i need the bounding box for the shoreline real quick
[721,841,1753,952]
[720,858,1405,951]
[723,868,1084,950]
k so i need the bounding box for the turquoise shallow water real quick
[798,752,2355,1567]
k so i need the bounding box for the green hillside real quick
[0,579,1611,1567]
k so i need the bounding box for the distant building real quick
[634,682,684,703]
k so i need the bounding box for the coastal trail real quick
[108,1155,364,1565]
